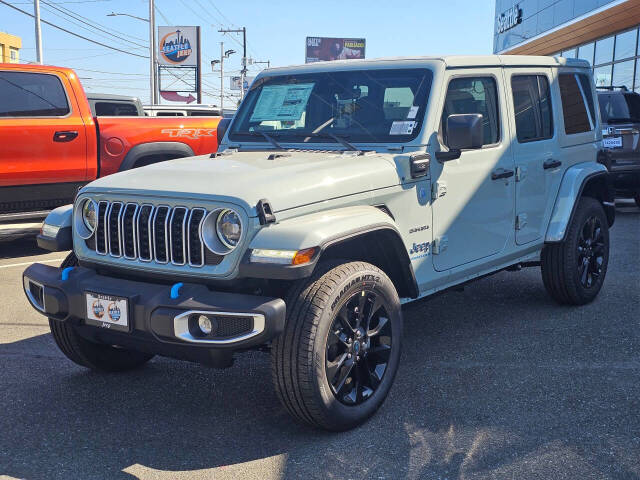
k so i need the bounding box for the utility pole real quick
[218,27,247,98]
[149,0,157,104]
[33,0,43,64]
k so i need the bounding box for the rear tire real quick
[271,261,402,431]
[541,197,609,305]
[49,253,154,372]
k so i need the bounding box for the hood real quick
[84,150,399,215]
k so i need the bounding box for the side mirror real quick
[436,113,483,162]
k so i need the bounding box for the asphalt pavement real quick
[1,202,639,480]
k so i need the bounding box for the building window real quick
[594,65,612,87]
[441,77,500,146]
[559,74,593,135]
[612,60,635,89]
[511,75,553,143]
[595,36,615,66]
[615,29,638,61]
[636,59,640,93]
[10,49,17,61]
[578,43,595,65]
[562,48,577,59]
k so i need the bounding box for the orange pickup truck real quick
[0,63,224,239]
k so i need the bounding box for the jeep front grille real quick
[95,201,207,267]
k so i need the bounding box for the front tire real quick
[49,253,154,372]
[271,261,402,431]
[541,197,610,305]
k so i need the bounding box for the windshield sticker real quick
[407,106,419,119]
[250,83,315,122]
[390,121,416,135]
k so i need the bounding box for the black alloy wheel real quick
[325,289,392,405]
[576,216,606,289]
[541,197,609,305]
[271,261,402,430]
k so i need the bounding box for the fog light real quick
[198,315,213,335]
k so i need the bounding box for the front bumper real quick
[23,263,286,367]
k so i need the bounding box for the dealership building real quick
[494,0,640,91]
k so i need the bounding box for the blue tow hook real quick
[61,267,74,281]
[170,282,184,299]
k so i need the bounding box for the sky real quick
[1,0,496,105]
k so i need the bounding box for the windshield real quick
[229,68,433,144]
[598,92,640,123]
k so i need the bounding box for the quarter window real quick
[559,73,594,134]
[511,75,553,142]
[441,77,499,146]
[0,72,70,117]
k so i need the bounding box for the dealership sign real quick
[158,26,199,66]
[496,5,522,34]
[305,37,365,63]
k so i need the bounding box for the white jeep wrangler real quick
[25,55,614,431]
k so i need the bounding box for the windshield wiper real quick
[307,132,359,151]
[238,131,285,149]
[259,131,284,149]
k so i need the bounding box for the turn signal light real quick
[292,248,316,265]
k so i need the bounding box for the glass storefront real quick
[552,27,640,92]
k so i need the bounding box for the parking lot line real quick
[0,258,65,269]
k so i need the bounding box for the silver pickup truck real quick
[24,55,614,431]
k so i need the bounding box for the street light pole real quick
[220,42,224,113]
[148,0,157,104]
[107,10,155,103]
[33,0,43,64]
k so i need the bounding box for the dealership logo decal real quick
[160,29,193,64]
[92,300,105,319]
[497,5,522,34]
[107,303,121,322]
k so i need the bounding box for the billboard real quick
[305,37,365,63]
[158,26,199,66]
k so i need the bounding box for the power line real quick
[41,0,148,45]
[39,2,148,50]
[0,0,149,58]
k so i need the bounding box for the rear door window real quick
[0,71,70,117]
[94,102,139,116]
[511,75,553,142]
[559,73,594,134]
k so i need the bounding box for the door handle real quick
[491,168,514,180]
[53,131,78,142]
[543,159,562,170]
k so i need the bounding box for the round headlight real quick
[82,199,97,233]
[216,209,242,249]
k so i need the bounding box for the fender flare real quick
[240,205,419,298]
[118,142,195,171]
[545,162,614,243]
